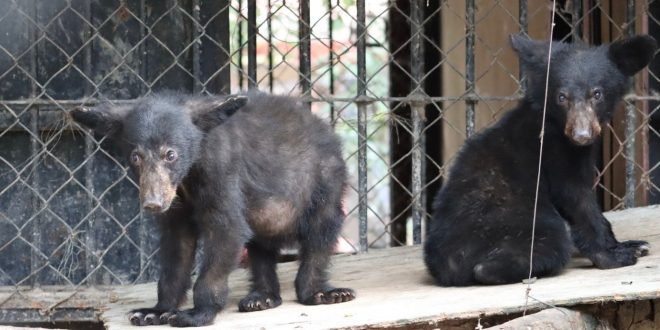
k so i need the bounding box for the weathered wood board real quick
[13,206,660,329]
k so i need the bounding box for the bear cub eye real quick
[130,150,142,165]
[592,89,603,101]
[557,93,568,104]
[165,149,178,162]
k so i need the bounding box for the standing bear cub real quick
[71,92,355,327]
[424,35,657,286]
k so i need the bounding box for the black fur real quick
[424,35,657,286]
[71,92,355,327]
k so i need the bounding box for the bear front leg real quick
[129,206,197,326]
[166,208,248,327]
[554,187,648,269]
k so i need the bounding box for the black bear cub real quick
[71,92,355,327]
[424,35,657,286]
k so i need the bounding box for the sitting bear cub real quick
[71,92,355,327]
[424,35,657,286]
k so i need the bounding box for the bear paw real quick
[166,308,217,327]
[592,240,650,269]
[301,287,356,305]
[239,292,282,312]
[128,308,175,326]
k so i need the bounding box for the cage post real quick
[356,0,368,251]
[139,0,148,94]
[26,0,41,287]
[198,0,232,94]
[237,0,244,89]
[247,0,257,89]
[81,0,98,285]
[387,1,412,247]
[328,0,335,124]
[267,0,274,92]
[519,0,527,35]
[624,0,636,208]
[409,0,426,245]
[465,0,476,137]
[192,0,203,93]
[519,0,527,87]
[571,0,582,40]
[299,0,311,109]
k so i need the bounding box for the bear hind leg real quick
[239,241,283,312]
[295,205,355,305]
[473,239,571,285]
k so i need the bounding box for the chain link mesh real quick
[0,0,658,323]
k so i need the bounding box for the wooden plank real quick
[96,205,660,329]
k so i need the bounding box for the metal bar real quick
[192,0,202,93]
[328,0,335,124]
[203,0,232,94]
[137,0,151,285]
[409,0,425,245]
[237,0,244,89]
[267,0,274,92]
[571,0,582,40]
[465,0,476,137]
[81,0,97,286]
[356,0,368,251]
[140,0,148,95]
[247,0,257,89]
[299,0,311,109]
[0,95,540,107]
[519,0,527,35]
[624,0,636,208]
[28,0,40,288]
[519,0,527,88]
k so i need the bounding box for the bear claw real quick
[308,288,355,305]
[239,292,282,312]
[129,312,143,326]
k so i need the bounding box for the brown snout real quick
[139,165,177,213]
[564,104,601,146]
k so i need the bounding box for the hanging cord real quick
[523,0,557,316]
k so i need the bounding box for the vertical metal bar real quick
[29,107,40,287]
[237,0,244,89]
[328,0,335,124]
[192,0,202,93]
[518,0,528,93]
[410,0,425,245]
[519,0,527,36]
[356,0,368,251]
[82,0,97,286]
[28,0,41,288]
[299,0,311,109]
[140,0,147,95]
[267,0,274,92]
[136,0,152,283]
[247,0,257,89]
[571,0,582,40]
[465,0,476,137]
[624,0,636,208]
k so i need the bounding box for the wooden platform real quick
[96,205,660,329]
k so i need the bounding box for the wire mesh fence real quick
[0,0,659,324]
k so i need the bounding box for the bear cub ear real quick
[608,35,657,76]
[509,34,552,78]
[70,103,131,135]
[189,95,248,131]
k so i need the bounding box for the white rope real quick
[523,0,557,316]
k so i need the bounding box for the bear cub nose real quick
[572,128,593,145]
[142,197,165,213]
